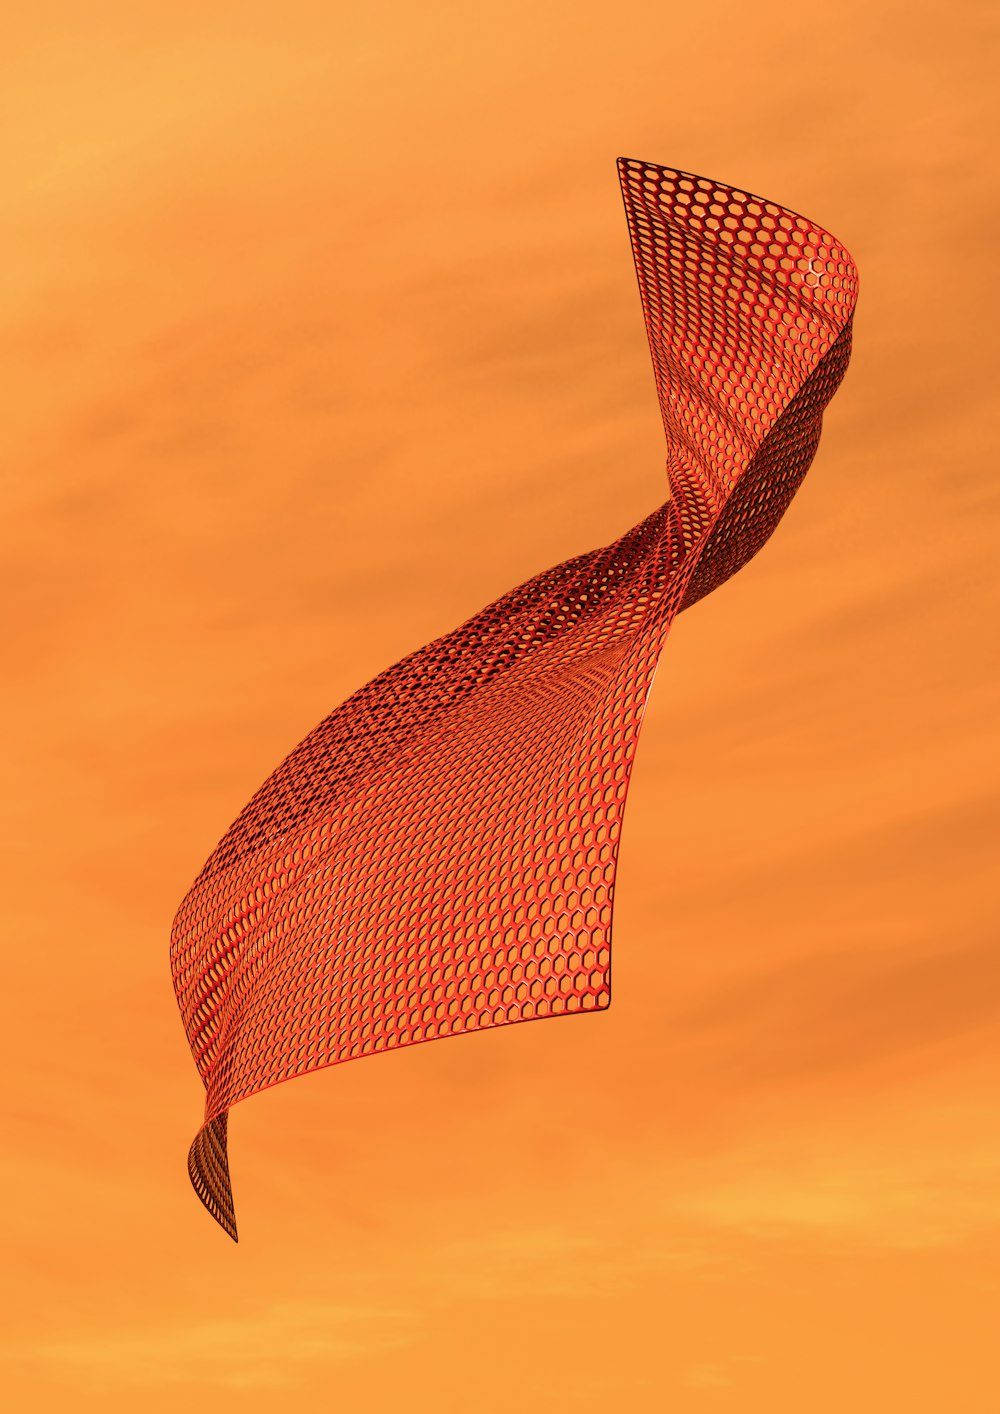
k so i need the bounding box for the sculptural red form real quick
[171,159,858,1240]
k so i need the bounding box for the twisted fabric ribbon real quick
[171,159,858,1239]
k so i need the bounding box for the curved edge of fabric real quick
[188,1114,237,1241]
[171,159,858,1241]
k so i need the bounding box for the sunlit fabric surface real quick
[171,159,858,1240]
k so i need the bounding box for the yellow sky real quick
[2,2,998,1409]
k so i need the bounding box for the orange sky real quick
[3,2,998,1409]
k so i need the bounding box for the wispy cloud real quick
[663,1129,1000,1251]
[16,1302,419,1389]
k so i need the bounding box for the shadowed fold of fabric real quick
[170,159,858,1241]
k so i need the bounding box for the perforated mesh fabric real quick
[170,159,858,1240]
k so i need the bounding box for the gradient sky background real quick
[3,2,998,1409]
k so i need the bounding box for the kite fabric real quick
[170,158,859,1240]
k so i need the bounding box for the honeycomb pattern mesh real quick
[170,159,858,1240]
